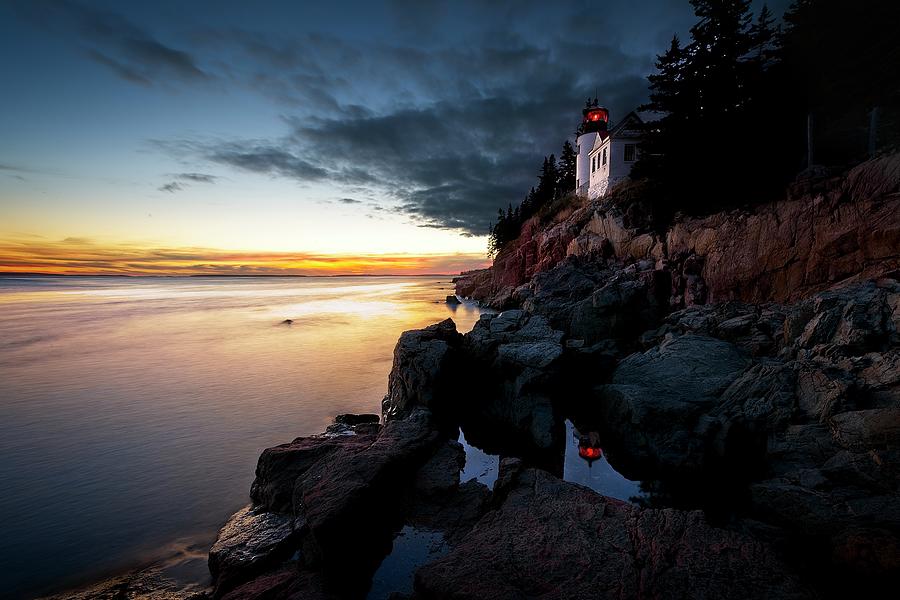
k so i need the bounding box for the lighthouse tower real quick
[575,99,609,196]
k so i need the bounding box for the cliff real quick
[456,153,900,308]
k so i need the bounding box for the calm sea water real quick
[0,276,486,598]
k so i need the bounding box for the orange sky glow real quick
[0,238,490,276]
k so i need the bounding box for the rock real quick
[445,295,460,305]
[413,440,465,498]
[220,568,333,600]
[333,413,380,426]
[596,334,750,471]
[250,428,378,513]
[452,268,492,300]
[293,409,443,571]
[38,565,208,600]
[829,408,900,450]
[208,506,300,596]
[463,313,566,449]
[413,468,812,600]
[383,319,463,422]
[280,319,293,325]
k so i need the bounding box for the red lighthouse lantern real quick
[577,98,609,136]
[583,107,609,125]
[577,430,603,466]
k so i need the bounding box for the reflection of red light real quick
[578,446,602,460]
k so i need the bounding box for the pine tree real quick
[749,4,776,62]
[534,154,558,208]
[632,35,689,183]
[687,0,754,118]
[557,141,577,195]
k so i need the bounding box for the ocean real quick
[0,275,486,598]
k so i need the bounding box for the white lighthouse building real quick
[575,100,643,200]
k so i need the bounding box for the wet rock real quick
[250,427,378,513]
[208,506,300,596]
[596,334,750,472]
[39,565,208,600]
[463,313,566,449]
[452,268,492,300]
[333,413,380,426]
[293,409,443,571]
[413,440,465,498]
[445,295,460,305]
[383,319,463,421]
[220,568,334,600]
[413,468,812,600]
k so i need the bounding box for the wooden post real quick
[869,106,880,158]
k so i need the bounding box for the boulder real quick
[250,426,379,513]
[333,413,380,426]
[413,468,812,600]
[208,506,301,596]
[596,334,750,472]
[383,319,463,421]
[293,409,443,569]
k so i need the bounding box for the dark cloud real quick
[159,181,183,193]
[176,172,218,183]
[206,144,330,181]
[127,1,788,234]
[158,32,650,233]
[14,0,208,85]
[338,198,362,204]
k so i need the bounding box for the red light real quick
[578,446,602,460]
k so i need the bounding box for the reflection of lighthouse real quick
[575,428,603,467]
[575,98,609,197]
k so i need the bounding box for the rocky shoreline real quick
[46,155,900,599]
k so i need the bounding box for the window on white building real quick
[602,148,607,166]
[624,144,636,162]
[591,156,595,172]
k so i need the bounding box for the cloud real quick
[0,237,490,275]
[176,172,218,183]
[158,181,183,193]
[155,33,650,233]
[14,0,208,86]
[338,198,362,204]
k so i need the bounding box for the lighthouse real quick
[575,98,609,197]
[575,99,644,200]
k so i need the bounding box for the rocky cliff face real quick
[456,154,900,309]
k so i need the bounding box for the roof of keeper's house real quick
[608,111,644,138]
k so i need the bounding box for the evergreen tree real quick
[557,141,577,195]
[686,0,754,118]
[534,154,558,208]
[749,4,776,62]
[632,35,689,184]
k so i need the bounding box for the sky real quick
[0,0,789,275]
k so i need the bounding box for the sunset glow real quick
[0,237,489,276]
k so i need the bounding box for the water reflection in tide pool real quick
[366,526,449,599]
[0,275,487,599]
[457,430,499,487]
[456,421,644,504]
[563,420,646,503]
